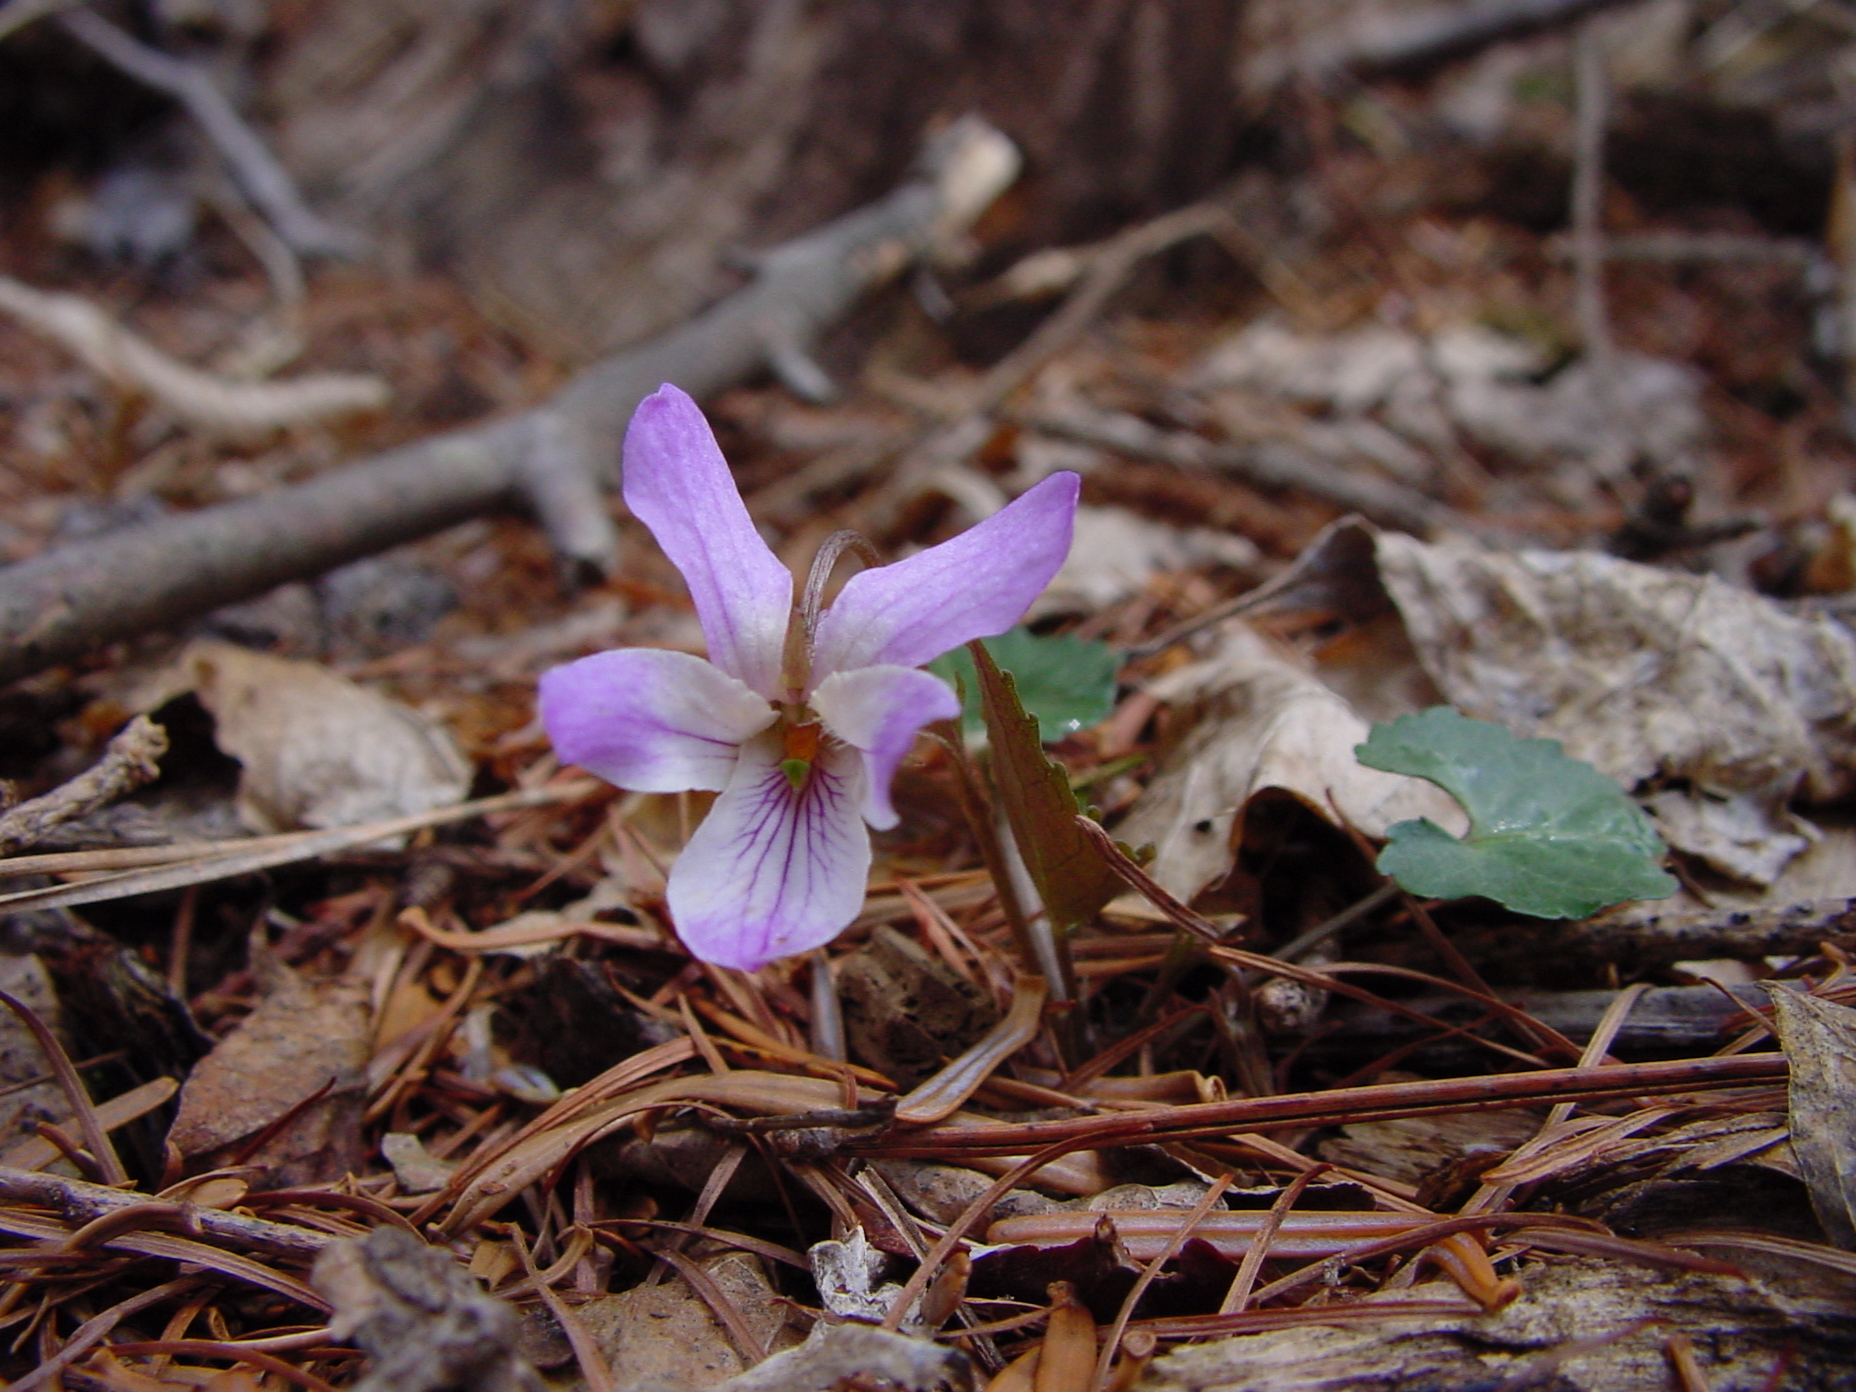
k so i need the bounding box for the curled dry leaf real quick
[811,1227,917,1328]
[163,639,471,836]
[1764,987,1856,1250]
[1117,624,1463,902]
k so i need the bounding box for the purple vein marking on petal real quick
[738,754,853,956]
[621,385,794,698]
[809,470,1080,678]
[669,740,868,970]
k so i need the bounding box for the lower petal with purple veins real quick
[666,735,871,971]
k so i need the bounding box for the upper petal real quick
[539,648,774,792]
[623,385,793,698]
[811,665,959,829]
[811,471,1079,677]
[667,738,870,971]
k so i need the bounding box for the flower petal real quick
[539,648,774,792]
[623,385,793,698]
[811,471,1079,677]
[667,737,870,970]
[812,665,959,830]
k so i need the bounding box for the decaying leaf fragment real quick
[839,925,999,1089]
[1765,987,1856,1250]
[1116,624,1462,902]
[167,951,370,1185]
[157,639,471,835]
[575,1249,793,1388]
[313,1226,542,1392]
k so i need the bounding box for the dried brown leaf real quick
[1764,987,1856,1249]
[166,640,470,836]
[168,959,370,1186]
[1116,623,1462,902]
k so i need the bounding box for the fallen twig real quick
[1547,230,1824,267]
[0,780,601,914]
[1465,897,1856,973]
[0,1166,334,1261]
[858,1054,1787,1156]
[56,8,364,259]
[0,0,78,45]
[0,1203,327,1307]
[1245,0,1638,84]
[1325,984,1768,1060]
[1020,402,1466,538]
[0,274,390,436]
[0,714,166,854]
[0,118,1020,686]
[856,198,1240,533]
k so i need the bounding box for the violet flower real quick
[540,385,1078,971]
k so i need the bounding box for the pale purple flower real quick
[539,384,1079,971]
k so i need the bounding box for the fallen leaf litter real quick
[4,3,1856,1389]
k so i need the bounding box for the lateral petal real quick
[812,665,959,830]
[539,648,774,792]
[622,384,794,698]
[667,738,870,971]
[811,471,1079,677]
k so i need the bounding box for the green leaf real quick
[1355,706,1677,919]
[970,641,1124,932]
[929,628,1118,744]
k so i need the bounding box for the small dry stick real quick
[1569,18,1610,367]
[0,274,388,437]
[1569,15,1628,479]
[1831,134,1856,422]
[0,0,79,44]
[57,8,364,258]
[0,714,167,855]
[859,198,1240,533]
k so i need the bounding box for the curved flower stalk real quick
[539,384,1079,971]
